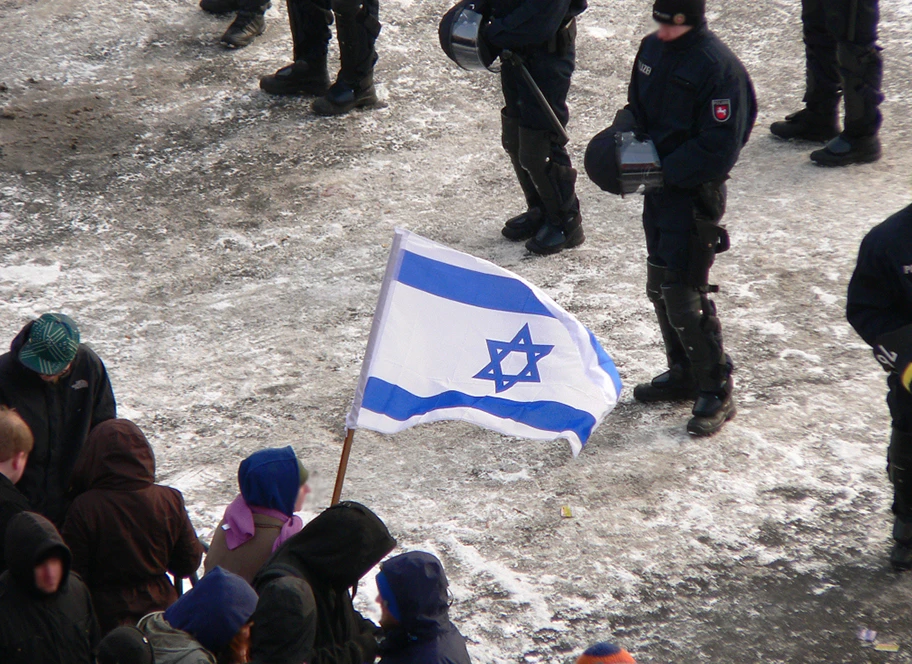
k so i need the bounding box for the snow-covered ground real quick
[3,0,912,661]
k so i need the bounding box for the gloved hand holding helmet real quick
[438,1,499,72]
[585,109,663,197]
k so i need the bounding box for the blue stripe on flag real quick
[588,329,623,397]
[396,251,555,318]
[362,377,597,443]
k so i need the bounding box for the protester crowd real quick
[0,311,642,663]
[1,0,906,661]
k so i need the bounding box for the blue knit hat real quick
[18,313,80,375]
[164,567,258,654]
[238,446,307,517]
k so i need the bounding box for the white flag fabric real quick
[345,229,623,456]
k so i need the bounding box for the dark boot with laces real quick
[220,11,266,48]
[312,76,378,116]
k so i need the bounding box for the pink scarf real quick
[221,494,303,553]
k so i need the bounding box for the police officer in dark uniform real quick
[258,0,381,117]
[585,0,756,436]
[847,204,912,570]
[482,0,587,256]
[770,0,883,166]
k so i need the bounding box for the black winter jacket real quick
[253,501,396,664]
[626,23,757,190]
[0,321,117,525]
[377,552,471,664]
[0,473,30,573]
[847,203,912,397]
[0,511,100,664]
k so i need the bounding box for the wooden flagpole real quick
[331,428,356,505]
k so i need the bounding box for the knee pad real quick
[645,260,665,304]
[517,127,554,180]
[501,111,520,156]
[662,284,703,332]
[889,429,912,484]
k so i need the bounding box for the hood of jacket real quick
[249,576,317,664]
[238,446,300,517]
[164,566,258,655]
[70,419,155,493]
[9,320,34,357]
[4,511,72,595]
[262,501,396,590]
[379,552,450,636]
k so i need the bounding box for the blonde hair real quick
[0,406,34,462]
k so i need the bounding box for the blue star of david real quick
[473,324,554,393]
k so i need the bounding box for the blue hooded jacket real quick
[377,552,471,664]
[164,566,257,654]
[238,446,301,517]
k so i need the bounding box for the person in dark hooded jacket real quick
[0,511,100,663]
[252,500,397,664]
[0,313,116,525]
[374,551,471,664]
[249,575,318,664]
[61,418,205,634]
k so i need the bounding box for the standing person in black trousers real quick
[770,0,883,166]
[847,204,912,569]
[258,0,382,117]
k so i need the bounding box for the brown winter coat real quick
[61,419,204,635]
[204,511,285,584]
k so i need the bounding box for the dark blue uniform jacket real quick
[485,0,586,49]
[847,204,912,346]
[847,204,912,424]
[626,23,757,189]
[378,553,471,664]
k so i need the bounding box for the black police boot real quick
[221,10,266,48]
[526,210,585,256]
[770,108,839,142]
[260,57,329,96]
[633,364,698,403]
[501,112,545,241]
[311,75,377,116]
[810,133,881,167]
[525,162,585,256]
[891,517,912,572]
[502,208,544,241]
[687,375,736,436]
[200,0,239,13]
[662,283,735,435]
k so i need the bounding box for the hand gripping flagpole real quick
[331,428,356,505]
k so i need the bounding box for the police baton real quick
[501,50,570,145]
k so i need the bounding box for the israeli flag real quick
[345,229,623,456]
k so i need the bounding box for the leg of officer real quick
[508,28,584,256]
[770,0,840,141]
[810,0,883,165]
[653,185,735,436]
[633,191,697,404]
[260,0,333,96]
[887,383,912,570]
[500,109,545,241]
[312,0,381,116]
